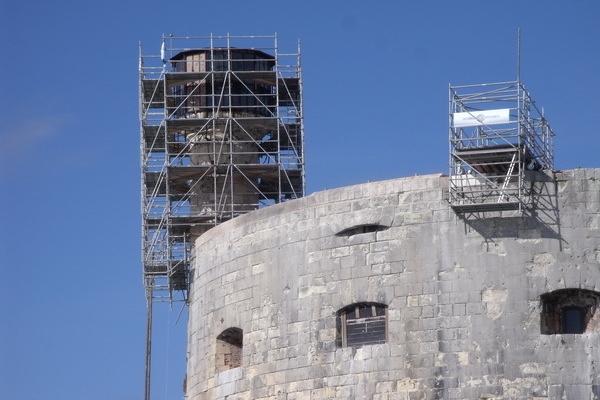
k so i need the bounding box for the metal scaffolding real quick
[449,81,554,213]
[138,33,305,399]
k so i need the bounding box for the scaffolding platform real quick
[450,200,521,213]
[448,81,554,213]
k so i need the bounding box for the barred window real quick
[336,303,387,347]
[541,289,600,334]
[216,327,243,372]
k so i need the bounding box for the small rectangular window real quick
[337,303,387,347]
[562,307,585,334]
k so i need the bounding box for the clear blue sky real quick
[1,1,599,399]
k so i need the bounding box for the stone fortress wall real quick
[186,169,600,400]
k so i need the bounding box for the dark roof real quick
[170,48,275,61]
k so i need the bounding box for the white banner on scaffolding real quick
[452,108,510,128]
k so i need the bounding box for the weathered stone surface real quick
[187,169,600,400]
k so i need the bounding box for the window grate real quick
[337,303,387,347]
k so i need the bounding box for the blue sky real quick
[1,1,599,399]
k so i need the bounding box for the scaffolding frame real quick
[138,33,304,399]
[449,80,554,213]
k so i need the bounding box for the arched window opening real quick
[540,289,600,334]
[336,303,387,347]
[336,224,389,237]
[216,327,243,372]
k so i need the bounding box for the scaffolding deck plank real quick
[145,214,215,224]
[164,116,282,130]
[450,201,520,213]
[165,70,278,85]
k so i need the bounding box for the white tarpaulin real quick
[452,108,510,128]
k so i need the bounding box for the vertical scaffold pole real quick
[144,285,153,400]
[516,28,522,213]
[517,27,521,84]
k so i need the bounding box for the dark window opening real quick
[540,289,599,335]
[562,306,586,334]
[336,224,389,237]
[216,327,243,372]
[336,303,387,347]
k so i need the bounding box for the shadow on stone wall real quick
[458,171,564,247]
